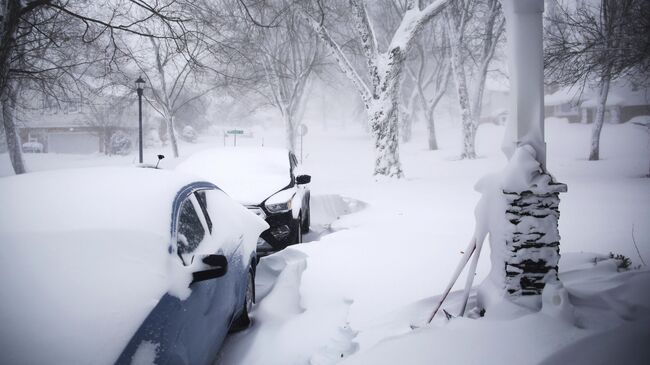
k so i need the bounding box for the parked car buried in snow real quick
[0,167,268,365]
[177,147,311,255]
[21,140,44,153]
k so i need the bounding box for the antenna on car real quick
[155,154,165,169]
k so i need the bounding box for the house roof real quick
[19,111,89,129]
[545,81,650,108]
[19,110,137,131]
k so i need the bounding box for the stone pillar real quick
[504,179,567,296]
[499,0,566,299]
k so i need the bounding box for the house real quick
[480,80,510,125]
[18,111,137,154]
[545,81,650,124]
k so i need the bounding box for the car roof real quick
[0,166,208,235]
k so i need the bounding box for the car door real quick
[169,191,235,365]
[115,187,235,365]
[202,189,250,320]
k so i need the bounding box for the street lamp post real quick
[135,76,145,164]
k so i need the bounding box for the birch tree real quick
[545,0,644,161]
[445,0,504,159]
[250,3,321,153]
[303,0,450,177]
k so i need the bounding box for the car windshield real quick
[177,148,293,205]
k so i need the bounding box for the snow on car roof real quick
[0,166,204,235]
[0,167,242,364]
[177,147,292,205]
[0,167,204,364]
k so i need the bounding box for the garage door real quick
[47,132,100,154]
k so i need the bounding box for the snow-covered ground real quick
[2,117,649,364]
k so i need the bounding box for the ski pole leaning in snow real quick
[458,232,487,317]
[426,237,477,324]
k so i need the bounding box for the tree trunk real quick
[369,97,403,178]
[610,105,620,124]
[0,0,21,98]
[1,84,26,174]
[588,76,611,161]
[426,108,438,150]
[581,108,589,124]
[452,64,476,159]
[400,89,417,143]
[285,112,297,153]
[167,114,179,158]
[447,25,477,159]
[400,110,413,143]
[102,129,110,155]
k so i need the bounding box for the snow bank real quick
[217,248,358,365]
[304,194,367,242]
[0,167,193,235]
[341,255,650,365]
[217,194,365,365]
[0,230,170,365]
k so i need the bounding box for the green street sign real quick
[227,129,244,135]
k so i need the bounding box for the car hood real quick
[176,148,292,206]
[214,178,290,206]
[0,230,173,365]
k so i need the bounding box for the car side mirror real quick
[191,254,228,283]
[296,175,311,185]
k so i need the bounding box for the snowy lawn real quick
[215,119,650,365]
[1,118,649,364]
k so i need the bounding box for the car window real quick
[177,197,206,261]
[194,191,212,234]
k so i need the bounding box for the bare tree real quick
[302,0,450,177]
[0,0,191,174]
[545,0,648,161]
[83,84,133,155]
[445,0,504,159]
[122,33,219,158]
[247,2,322,153]
[468,0,504,126]
[404,18,451,150]
[1,81,24,173]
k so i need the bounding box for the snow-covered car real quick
[0,167,268,365]
[177,147,311,254]
[21,140,43,153]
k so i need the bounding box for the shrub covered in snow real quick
[109,131,132,155]
[181,125,198,143]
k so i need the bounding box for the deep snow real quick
[1,116,649,364]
